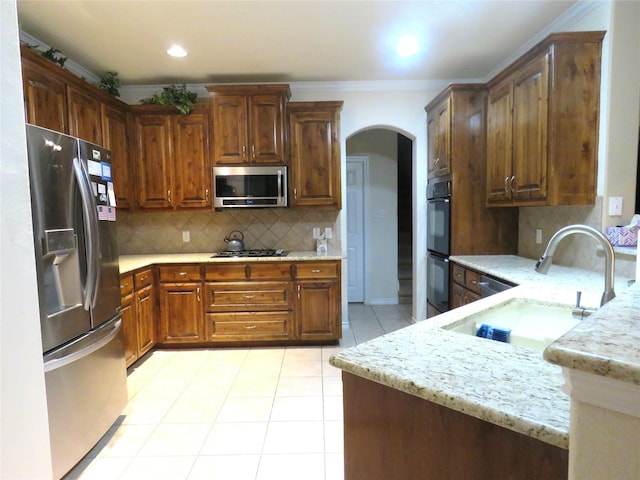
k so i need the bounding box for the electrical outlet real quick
[312,227,321,239]
[608,196,623,216]
[182,230,190,242]
[324,227,333,239]
[535,229,542,245]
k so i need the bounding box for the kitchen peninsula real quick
[330,255,636,480]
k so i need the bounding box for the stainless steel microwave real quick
[212,165,288,208]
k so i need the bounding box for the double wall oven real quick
[427,177,451,317]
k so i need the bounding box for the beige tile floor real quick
[64,304,412,480]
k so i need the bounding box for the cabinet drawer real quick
[464,269,482,294]
[249,263,292,280]
[205,264,248,281]
[120,274,134,297]
[158,265,201,282]
[205,282,291,311]
[134,269,153,289]
[295,262,339,279]
[206,312,291,340]
[451,264,465,286]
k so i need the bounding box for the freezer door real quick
[77,140,121,328]
[44,315,128,479]
[26,124,92,352]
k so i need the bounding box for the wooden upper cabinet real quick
[172,111,211,209]
[426,96,451,178]
[486,31,604,207]
[130,104,211,211]
[67,85,102,145]
[207,84,290,165]
[288,101,343,210]
[21,54,67,133]
[101,104,132,209]
[131,111,173,209]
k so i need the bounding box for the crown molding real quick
[19,30,100,84]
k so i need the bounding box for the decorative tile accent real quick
[117,209,340,254]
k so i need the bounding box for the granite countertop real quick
[330,254,637,449]
[119,251,344,274]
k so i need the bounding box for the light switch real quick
[312,227,321,239]
[324,227,333,239]
[535,229,542,245]
[608,196,623,216]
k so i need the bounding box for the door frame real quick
[346,156,370,304]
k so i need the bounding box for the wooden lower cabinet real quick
[450,263,483,309]
[343,372,568,480]
[120,269,155,367]
[295,280,340,341]
[158,282,204,344]
[123,260,341,352]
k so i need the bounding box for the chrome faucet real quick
[535,224,616,307]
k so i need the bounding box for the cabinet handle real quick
[244,325,257,330]
[434,157,440,166]
[120,284,126,290]
[297,284,301,299]
[139,276,147,282]
[167,189,172,205]
[251,145,255,158]
[311,269,321,273]
[177,272,188,276]
[293,188,297,200]
[243,294,256,299]
[242,145,246,158]
[205,188,209,201]
[509,176,516,193]
[504,176,510,194]
[197,287,201,302]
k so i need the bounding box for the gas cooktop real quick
[212,249,288,258]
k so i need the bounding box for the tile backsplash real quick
[117,208,341,255]
[519,197,636,279]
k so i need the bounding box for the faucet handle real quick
[575,291,582,308]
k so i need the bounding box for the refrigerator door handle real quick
[73,157,100,310]
[43,316,122,373]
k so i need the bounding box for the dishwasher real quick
[478,275,514,298]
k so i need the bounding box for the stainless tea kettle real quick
[224,230,245,252]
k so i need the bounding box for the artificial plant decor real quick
[140,84,198,115]
[98,72,121,97]
[40,47,67,67]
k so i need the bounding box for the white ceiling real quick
[17,0,577,86]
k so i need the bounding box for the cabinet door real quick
[159,283,203,343]
[172,113,211,209]
[511,53,549,202]
[136,284,155,356]
[22,60,68,133]
[295,280,340,341]
[132,114,172,209]
[101,104,131,209]
[248,94,287,164]
[427,113,438,179]
[211,95,248,164]
[67,86,102,144]
[433,97,451,177]
[120,292,138,367]
[486,81,513,204]
[289,106,341,209]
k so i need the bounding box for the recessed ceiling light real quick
[396,35,419,57]
[167,45,187,57]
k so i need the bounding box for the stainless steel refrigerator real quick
[26,124,128,479]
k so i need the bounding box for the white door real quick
[347,158,366,302]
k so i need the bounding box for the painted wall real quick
[0,1,53,478]
[347,129,399,304]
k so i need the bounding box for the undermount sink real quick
[442,298,581,351]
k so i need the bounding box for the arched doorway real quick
[345,127,414,331]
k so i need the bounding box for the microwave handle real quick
[278,170,284,198]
